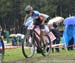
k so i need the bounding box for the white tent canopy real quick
[47,16,64,26]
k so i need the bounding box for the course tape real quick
[0,46,21,50]
[0,44,75,50]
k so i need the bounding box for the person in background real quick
[51,22,61,52]
[0,25,4,39]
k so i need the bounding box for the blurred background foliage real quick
[0,0,75,33]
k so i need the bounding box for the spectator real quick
[51,22,61,52]
[12,37,17,46]
[0,25,4,39]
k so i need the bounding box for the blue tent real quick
[62,25,75,47]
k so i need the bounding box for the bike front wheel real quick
[22,30,35,58]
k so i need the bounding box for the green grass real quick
[4,48,24,62]
[4,48,75,63]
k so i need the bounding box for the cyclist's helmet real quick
[25,5,33,14]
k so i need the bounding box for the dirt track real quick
[3,50,75,63]
[4,57,75,63]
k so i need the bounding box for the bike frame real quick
[31,26,48,47]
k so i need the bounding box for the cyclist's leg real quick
[39,24,46,45]
[33,20,46,45]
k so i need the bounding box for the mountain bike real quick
[22,24,51,58]
[0,36,4,63]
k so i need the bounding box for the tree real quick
[0,0,75,32]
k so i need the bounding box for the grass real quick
[4,48,24,62]
[4,48,75,63]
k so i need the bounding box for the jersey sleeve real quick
[33,10,40,15]
[39,13,49,19]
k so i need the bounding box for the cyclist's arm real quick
[23,15,28,25]
[40,15,46,24]
[39,13,49,24]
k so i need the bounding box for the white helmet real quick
[25,5,33,11]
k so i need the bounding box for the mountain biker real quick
[24,5,50,46]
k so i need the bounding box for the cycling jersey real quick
[25,17,33,27]
[26,10,49,21]
[25,10,49,30]
[25,10,49,25]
